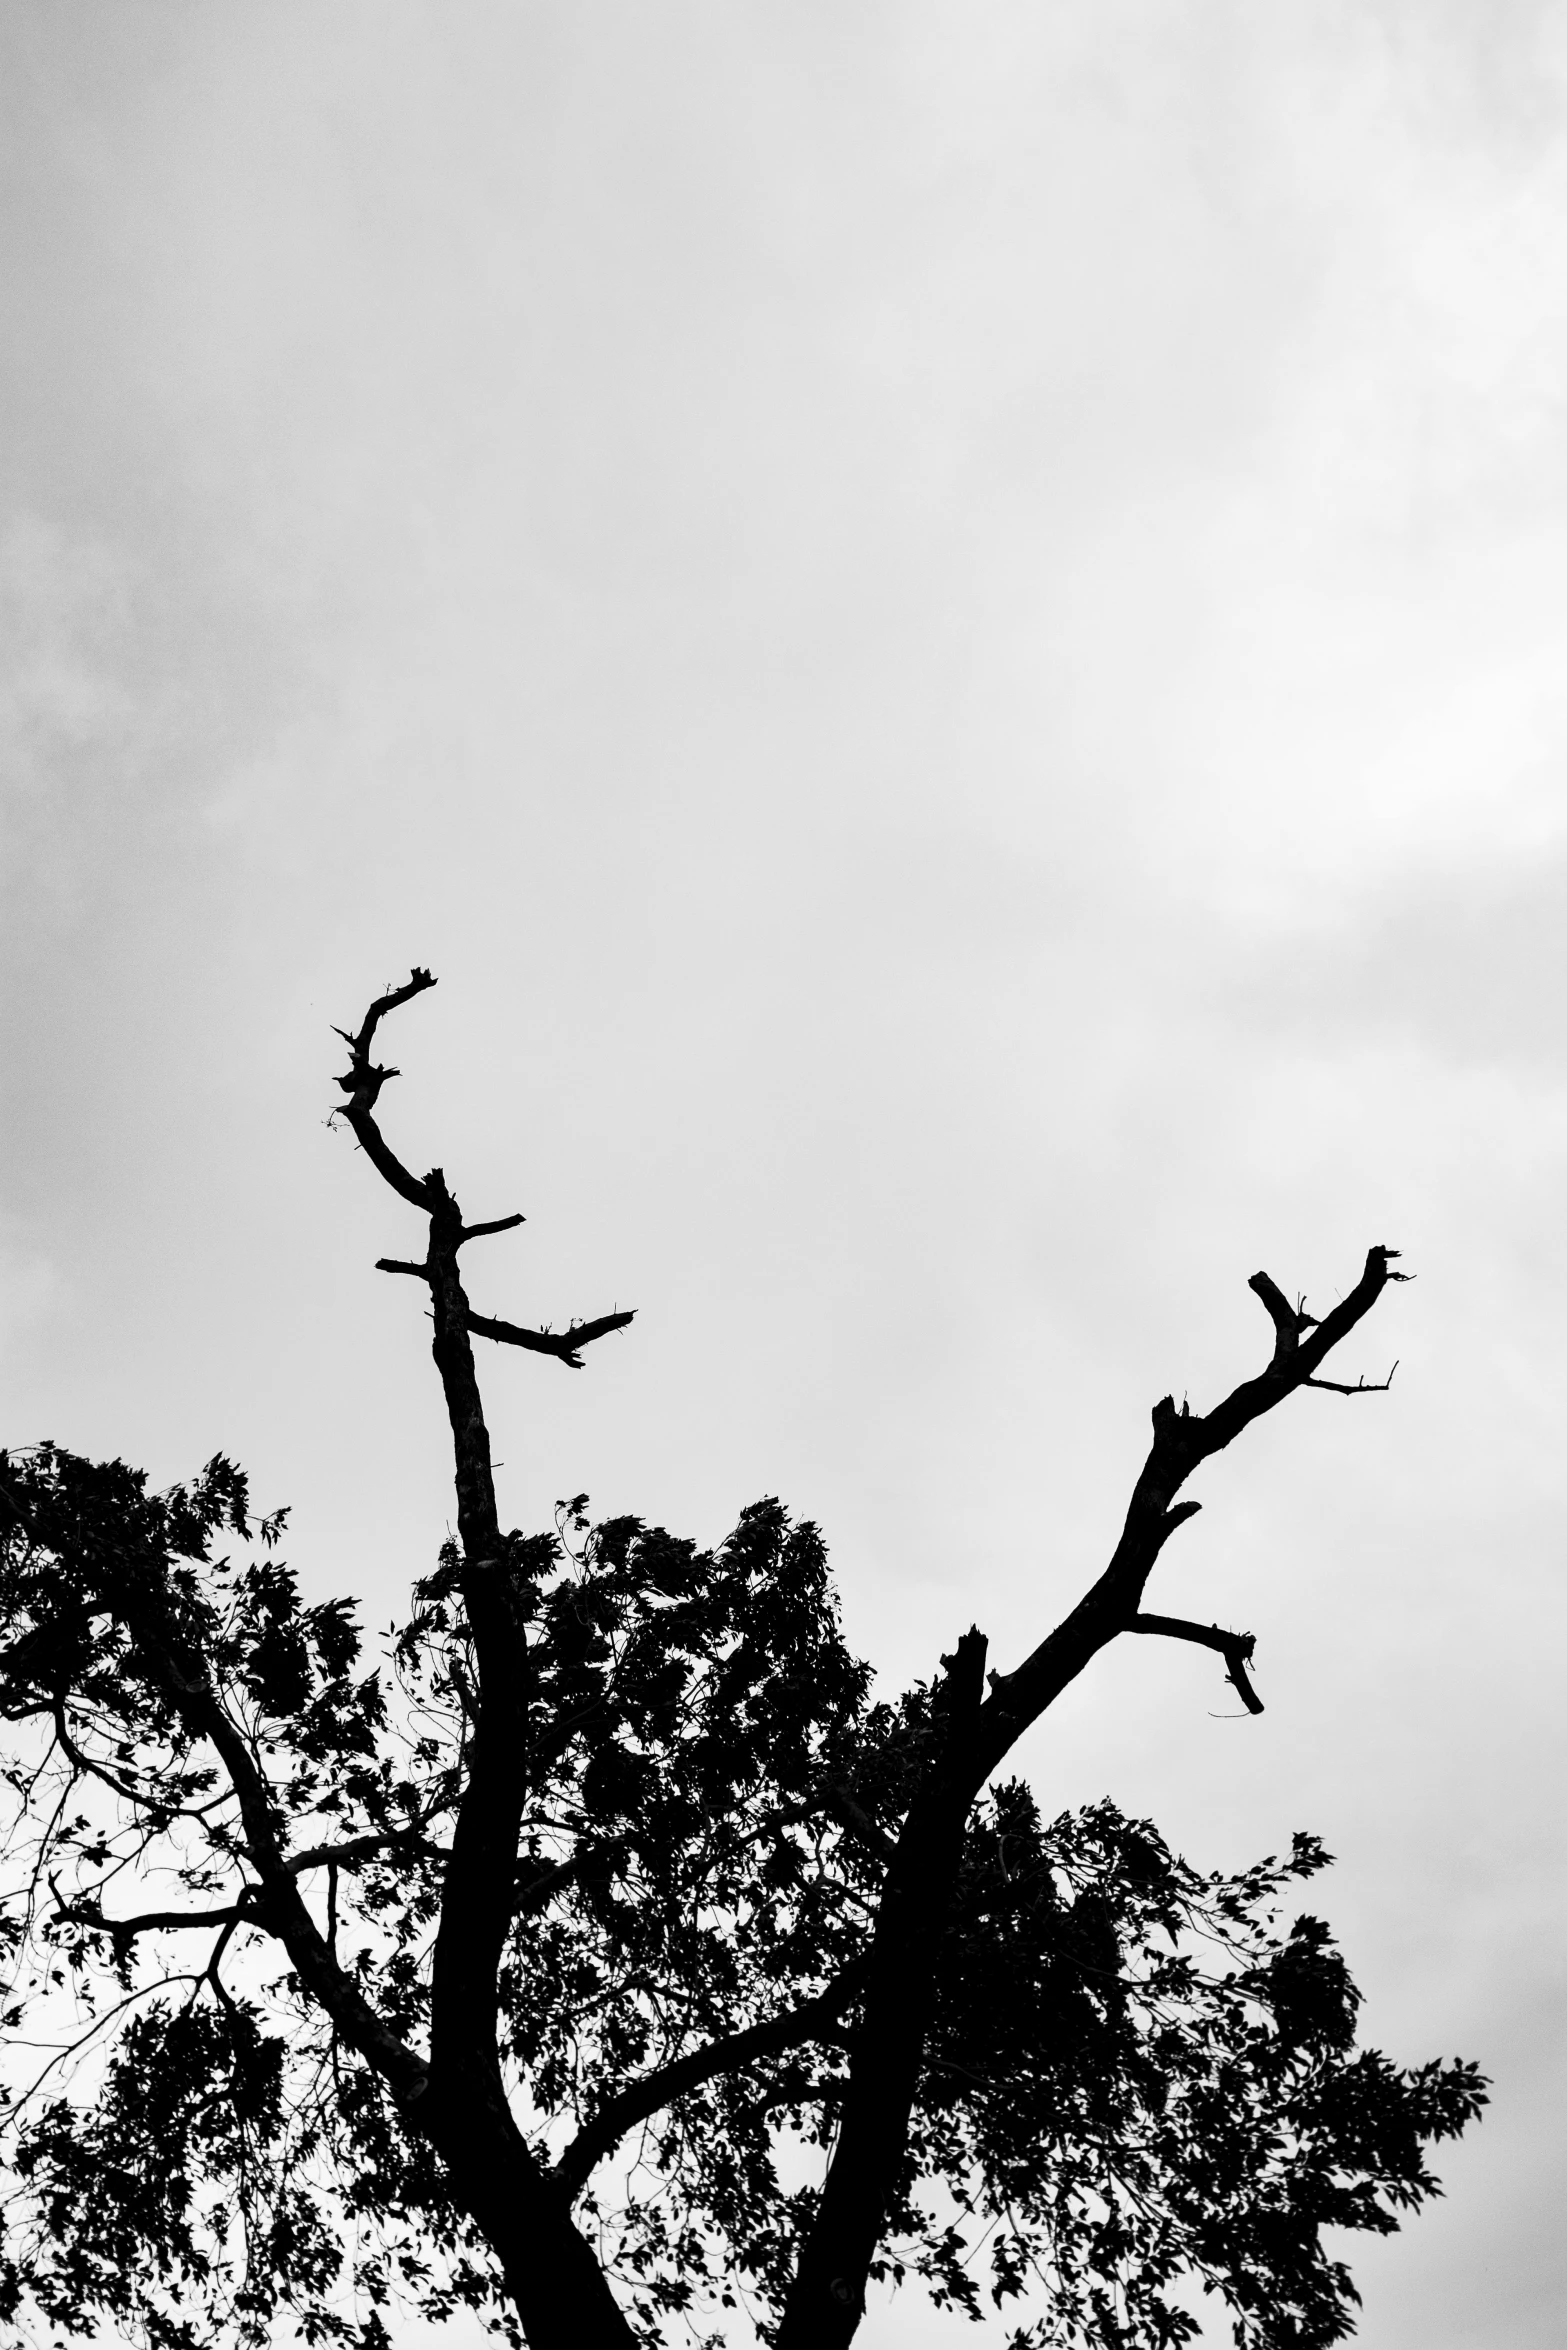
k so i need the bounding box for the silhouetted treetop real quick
[0,971,1482,2350]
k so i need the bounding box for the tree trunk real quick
[779,1631,988,2347]
[778,1784,970,2346]
[416,2079,640,2350]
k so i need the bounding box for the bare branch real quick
[53,1899,247,1940]
[1182,1245,1406,1461]
[376,1257,432,1281]
[465,1306,635,1371]
[1307,1360,1398,1396]
[784,1245,1407,2334]
[459,1214,526,1245]
[331,976,569,2181]
[1248,1270,1315,1363]
[1130,1613,1264,1715]
[334,966,438,1064]
[981,1255,1402,1754]
[332,968,440,1211]
[1149,1498,1203,1557]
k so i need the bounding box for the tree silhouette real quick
[0,972,1483,2350]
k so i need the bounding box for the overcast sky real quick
[2,6,1564,2345]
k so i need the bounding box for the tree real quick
[0,970,1483,2350]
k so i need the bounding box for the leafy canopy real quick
[0,1443,1483,2350]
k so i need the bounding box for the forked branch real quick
[340,971,637,1376]
[1248,1272,1317,1364]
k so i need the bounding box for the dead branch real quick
[460,1214,526,1245]
[331,968,440,1211]
[1307,1361,1398,1396]
[374,1261,635,1369]
[51,1899,247,1940]
[976,1246,1404,1754]
[1130,1613,1264,1715]
[464,1306,635,1371]
[1248,1271,1315,1364]
[330,972,654,2327]
[781,1242,1407,2344]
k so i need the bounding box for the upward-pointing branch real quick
[332,967,440,1209]
[778,1243,1407,2347]
[1248,1271,1317,1364]
[330,971,642,2345]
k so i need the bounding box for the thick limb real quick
[1131,1612,1264,1713]
[780,1246,1405,2341]
[377,1259,633,1368]
[333,975,640,2346]
[780,1631,987,2345]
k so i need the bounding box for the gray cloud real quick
[1228,851,1567,1071]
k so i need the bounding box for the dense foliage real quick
[0,1441,1483,2350]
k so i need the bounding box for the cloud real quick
[0,1211,58,1372]
[1235,850,1567,1073]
